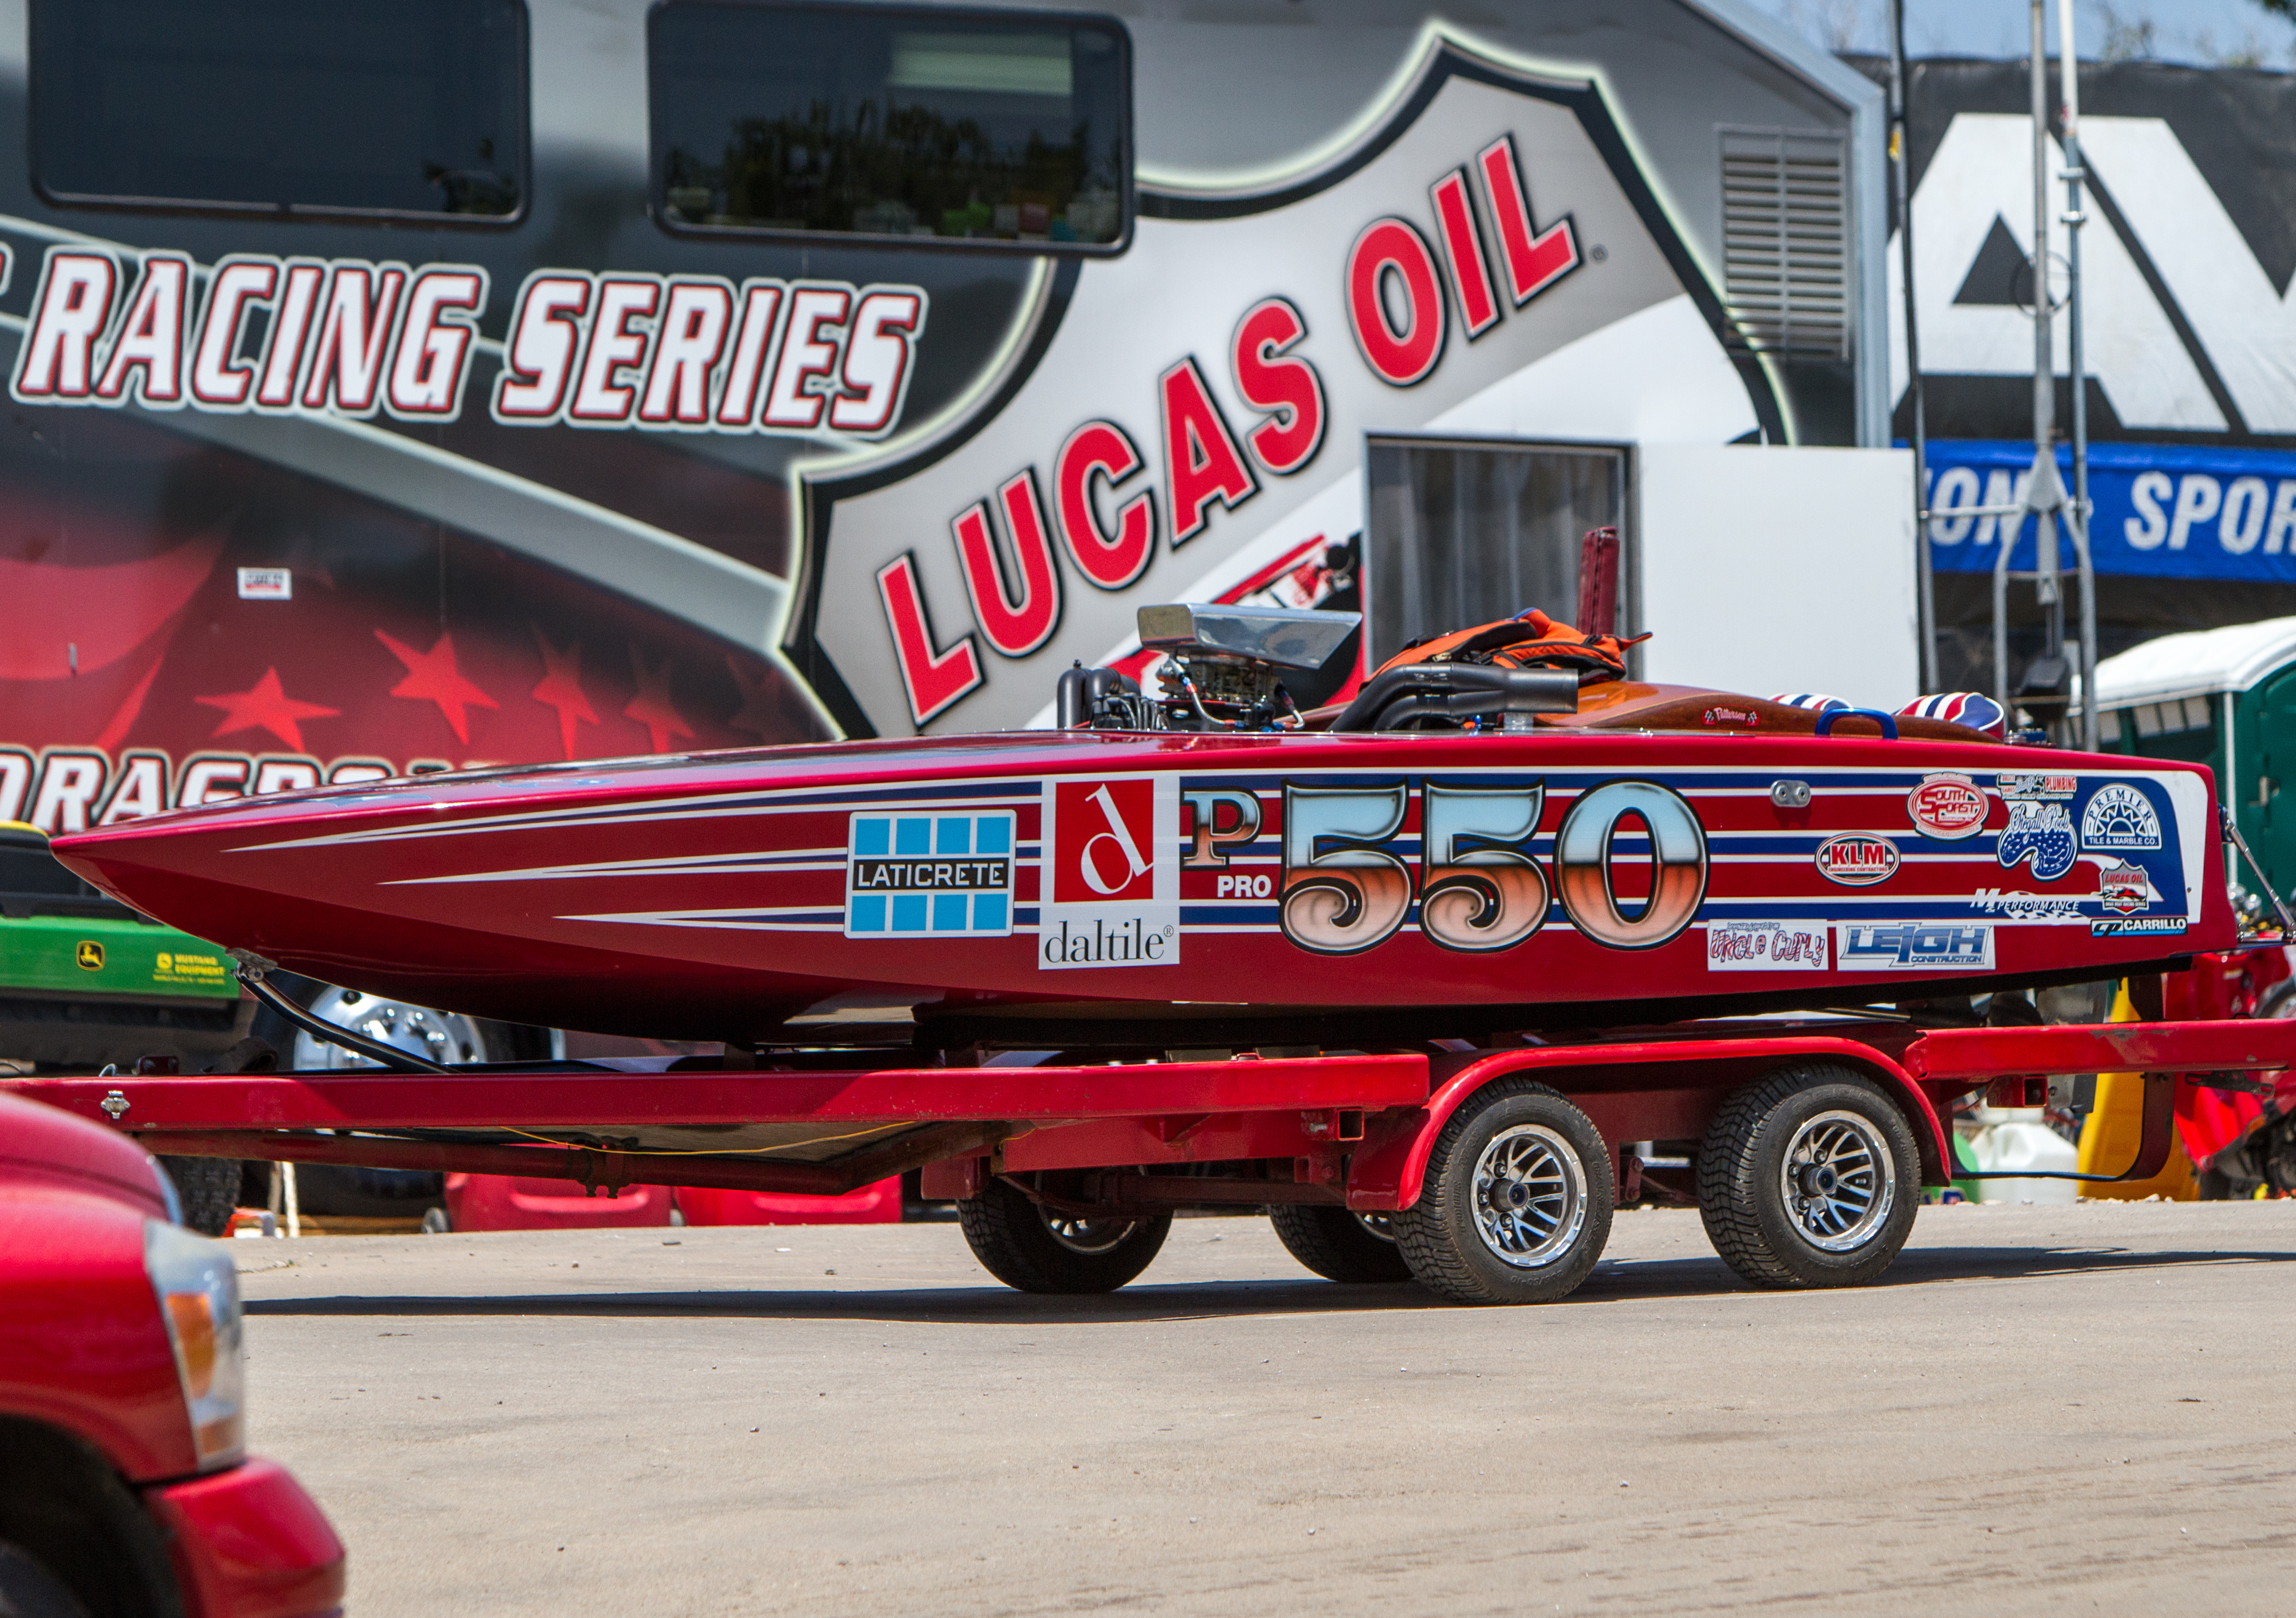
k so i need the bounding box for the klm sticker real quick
[1837,922,1994,970]
[845,811,1015,938]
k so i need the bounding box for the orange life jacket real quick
[1371,609,1648,685]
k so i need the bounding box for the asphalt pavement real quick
[235,1200,2296,1616]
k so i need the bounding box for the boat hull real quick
[53,730,2234,1039]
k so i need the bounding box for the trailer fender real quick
[1346,1039,1952,1213]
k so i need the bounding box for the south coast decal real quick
[1907,773,1988,840]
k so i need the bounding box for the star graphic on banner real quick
[376,629,499,745]
[625,647,694,754]
[194,667,340,752]
[530,627,599,761]
[725,655,787,739]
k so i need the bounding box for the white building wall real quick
[1637,445,1918,709]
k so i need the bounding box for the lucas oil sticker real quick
[844,811,1014,938]
[1706,922,1829,971]
[1039,776,1180,969]
[1837,922,1995,970]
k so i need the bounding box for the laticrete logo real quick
[844,811,1015,938]
[1040,776,1180,969]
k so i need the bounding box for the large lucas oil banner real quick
[0,37,1771,836]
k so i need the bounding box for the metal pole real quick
[2058,0,2098,750]
[1889,0,1936,692]
[2029,0,2061,674]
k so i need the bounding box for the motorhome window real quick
[651,2,1130,248]
[30,0,527,220]
[1364,439,1631,669]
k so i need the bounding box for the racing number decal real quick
[1272,777,1706,955]
[1419,782,1550,952]
[1280,783,1413,955]
[1553,781,1708,949]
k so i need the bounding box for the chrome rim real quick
[1470,1124,1587,1269]
[1042,1213,1136,1255]
[1355,1212,1397,1244]
[291,986,487,1071]
[1780,1109,1896,1252]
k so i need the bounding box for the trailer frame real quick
[9,1006,2289,1219]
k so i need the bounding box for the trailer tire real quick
[1391,1081,1612,1305]
[158,1156,240,1237]
[957,1179,1171,1294]
[1697,1064,1919,1289]
[1269,1205,1414,1283]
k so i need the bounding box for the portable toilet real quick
[2092,616,2296,898]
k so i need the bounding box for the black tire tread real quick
[158,1156,239,1237]
[957,1179,1170,1293]
[0,1542,93,1618]
[1268,1204,1413,1283]
[1391,1080,1612,1305]
[1696,1064,1917,1290]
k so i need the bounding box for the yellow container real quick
[2076,982,2197,1201]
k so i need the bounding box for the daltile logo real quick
[1040,777,1179,969]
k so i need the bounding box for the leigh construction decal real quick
[800,45,1774,736]
[9,250,925,439]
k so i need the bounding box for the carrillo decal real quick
[8,248,926,439]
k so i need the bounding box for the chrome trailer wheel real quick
[289,985,491,1069]
[1698,1065,1920,1289]
[1392,1080,1613,1305]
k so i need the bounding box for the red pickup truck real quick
[0,1092,345,1618]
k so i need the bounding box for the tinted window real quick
[1365,440,1630,669]
[652,2,1130,248]
[31,0,527,220]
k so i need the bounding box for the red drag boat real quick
[50,603,2231,1048]
[15,589,2286,1310]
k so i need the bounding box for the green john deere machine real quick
[0,821,252,1071]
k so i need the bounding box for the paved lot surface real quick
[236,1201,2296,1616]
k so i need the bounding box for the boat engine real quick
[1058,604,1358,732]
[1057,603,1581,733]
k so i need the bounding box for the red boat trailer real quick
[7,976,2291,1302]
